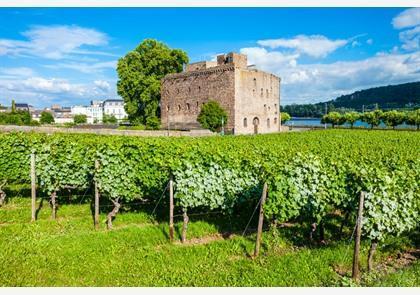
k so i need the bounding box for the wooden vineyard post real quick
[352,191,365,281]
[169,177,174,242]
[254,182,268,257]
[31,153,36,222]
[94,160,100,229]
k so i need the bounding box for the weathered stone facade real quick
[161,52,281,134]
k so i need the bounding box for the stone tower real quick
[161,52,281,135]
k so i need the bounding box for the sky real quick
[0,7,419,107]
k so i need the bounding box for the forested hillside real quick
[282,81,420,117]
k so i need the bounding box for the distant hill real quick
[332,81,420,109]
[282,81,420,117]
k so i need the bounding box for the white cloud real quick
[0,25,109,60]
[392,8,420,29]
[0,75,117,107]
[242,45,420,104]
[399,25,420,51]
[257,35,348,58]
[240,47,299,73]
[44,60,117,73]
[0,67,35,78]
[94,80,111,91]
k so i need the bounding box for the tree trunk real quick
[107,198,121,230]
[181,211,189,243]
[0,189,5,207]
[50,191,57,219]
[368,240,378,272]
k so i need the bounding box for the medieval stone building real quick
[160,52,281,135]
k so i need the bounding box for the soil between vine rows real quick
[0,197,418,286]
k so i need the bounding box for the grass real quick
[0,196,418,287]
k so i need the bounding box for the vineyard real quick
[0,129,419,286]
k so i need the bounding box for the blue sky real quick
[0,7,419,107]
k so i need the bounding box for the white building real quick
[70,99,127,123]
[103,99,127,121]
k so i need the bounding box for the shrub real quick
[145,116,161,130]
[40,111,55,124]
[103,114,118,124]
[197,100,228,132]
[73,114,87,124]
[280,112,291,124]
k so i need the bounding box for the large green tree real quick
[116,39,188,125]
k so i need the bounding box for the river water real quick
[284,118,415,129]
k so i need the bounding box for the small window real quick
[253,78,257,87]
[264,104,267,111]
[260,88,263,97]
[267,118,270,128]
[243,118,247,127]
[274,118,277,124]
[177,105,181,111]
[186,103,190,111]
[196,101,199,108]
[198,86,201,92]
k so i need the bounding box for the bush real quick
[197,100,227,132]
[40,111,55,124]
[280,112,291,124]
[73,114,87,124]
[103,114,118,124]
[146,116,161,130]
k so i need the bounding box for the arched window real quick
[186,103,190,111]
[274,118,277,124]
[253,78,257,87]
[260,88,263,97]
[177,105,181,111]
[264,104,267,111]
[267,118,270,128]
[243,118,247,127]
[196,101,199,108]
[198,86,201,92]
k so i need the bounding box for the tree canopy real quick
[116,39,188,126]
